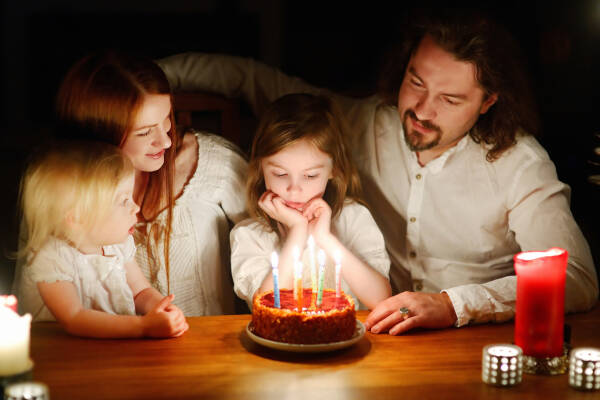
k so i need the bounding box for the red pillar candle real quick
[514,248,568,358]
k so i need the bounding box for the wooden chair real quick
[172,91,242,148]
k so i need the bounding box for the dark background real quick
[1,0,599,294]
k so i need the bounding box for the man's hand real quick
[364,291,457,335]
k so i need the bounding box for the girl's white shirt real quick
[134,132,247,316]
[18,235,137,322]
[230,201,391,310]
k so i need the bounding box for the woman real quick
[15,51,247,316]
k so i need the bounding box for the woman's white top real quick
[18,236,136,322]
[230,201,390,310]
[135,133,247,316]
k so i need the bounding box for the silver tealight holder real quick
[482,344,523,387]
[569,347,600,391]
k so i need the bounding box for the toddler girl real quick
[231,93,391,309]
[17,141,188,338]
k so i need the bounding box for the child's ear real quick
[64,211,82,232]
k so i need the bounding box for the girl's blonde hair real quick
[18,141,133,257]
[247,93,363,235]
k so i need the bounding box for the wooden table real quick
[29,306,600,400]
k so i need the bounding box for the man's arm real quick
[157,52,323,116]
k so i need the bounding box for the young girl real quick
[13,51,247,316]
[17,141,188,338]
[231,93,391,309]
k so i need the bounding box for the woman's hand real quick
[142,294,189,338]
[258,191,307,230]
[302,198,332,245]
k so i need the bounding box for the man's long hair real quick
[378,9,540,161]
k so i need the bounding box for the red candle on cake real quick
[514,248,568,358]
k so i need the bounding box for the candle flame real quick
[317,249,326,266]
[307,235,315,250]
[270,252,278,269]
[334,249,342,265]
[516,247,566,261]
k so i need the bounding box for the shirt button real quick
[416,174,422,180]
[409,251,417,258]
[415,282,423,291]
[410,217,416,223]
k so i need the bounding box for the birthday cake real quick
[251,288,356,344]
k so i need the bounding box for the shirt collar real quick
[402,130,471,174]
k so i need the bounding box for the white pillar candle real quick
[0,307,32,376]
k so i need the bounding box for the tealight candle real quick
[316,249,326,307]
[0,307,32,376]
[481,344,523,387]
[334,249,342,298]
[271,252,280,309]
[569,347,600,391]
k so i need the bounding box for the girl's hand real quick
[303,198,332,245]
[258,191,307,230]
[142,294,189,338]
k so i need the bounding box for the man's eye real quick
[444,97,459,105]
[411,79,423,87]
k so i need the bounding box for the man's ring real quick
[399,307,411,320]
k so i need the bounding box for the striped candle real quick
[270,252,280,308]
[334,249,342,298]
[316,249,326,307]
[293,246,303,311]
[307,235,317,297]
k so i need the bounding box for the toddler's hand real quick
[258,191,307,230]
[142,294,188,338]
[303,198,332,244]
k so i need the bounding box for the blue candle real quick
[271,252,280,308]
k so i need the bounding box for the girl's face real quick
[121,94,172,172]
[79,174,139,254]
[261,139,333,211]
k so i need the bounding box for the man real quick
[157,11,598,334]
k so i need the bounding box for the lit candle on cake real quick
[316,249,326,307]
[0,306,32,376]
[514,248,568,373]
[292,246,303,311]
[271,252,280,309]
[334,249,342,298]
[307,235,317,303]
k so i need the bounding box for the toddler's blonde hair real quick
[19,141,133,256]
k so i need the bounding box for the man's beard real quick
[401,109,442,152]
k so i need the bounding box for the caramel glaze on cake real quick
[252,288,356,344]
